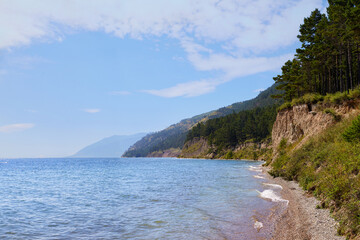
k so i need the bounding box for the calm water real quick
[0,158,280,239]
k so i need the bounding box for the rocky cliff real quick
[272,100,360,156]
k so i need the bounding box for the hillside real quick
[123,84,282,157]
[269,97,360,239]
[181,105,277,160]
[71,133,146,158]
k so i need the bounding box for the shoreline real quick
[262,166,345,240]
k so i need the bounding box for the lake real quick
[0,158,284,239]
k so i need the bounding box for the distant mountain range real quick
[123,84,282,157]
[70,133,147,158]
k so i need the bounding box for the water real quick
[0,158,282,239]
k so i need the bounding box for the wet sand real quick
[263,167,345,240]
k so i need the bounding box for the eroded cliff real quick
[272,100,360,157]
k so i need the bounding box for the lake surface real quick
[0,158,282,239]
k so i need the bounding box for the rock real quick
[272,102,359,157]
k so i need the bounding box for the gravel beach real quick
[264,168,345,240]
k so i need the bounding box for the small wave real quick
[253,221,263,232]
[263,183,283,189]
[253,175,265,179]
[248,166,262,173]
[257,189,288,205]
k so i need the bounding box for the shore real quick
[263,167,345,240]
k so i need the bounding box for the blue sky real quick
[0,0,326,158]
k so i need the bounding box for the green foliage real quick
[232,147,272,161]
[278,93,324,111]
[343,114,360,142]
[273,3,360,103]
[186,105,278,149]
[278,87,360,112]
[279,138,287,150]
[277,102,292,111]
[324,108,341,121]
[348,87,360,99]
[124,84,282,157]
[224,150,234,159]
[271,115,360,238]
[324,91,349,104]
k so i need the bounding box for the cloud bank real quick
[0,0,324,97]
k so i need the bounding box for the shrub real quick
[279,138,287,150]
[343,115,360,142]
[348,87,360,99]
[224,150,234,159]
[302,93,324,104]
[324,108,341,121]
[278,102,292,111]
[271,115,360,238]
[324,91,349,104]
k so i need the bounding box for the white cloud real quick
[109,91,131,96]
[143,79,222,98]
[182,39,294,78]
[0,0,324,97]
[83,108,100,113]
[0,123,34,133]
[254,88,265,93]
[172,56,185,62]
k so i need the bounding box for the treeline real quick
[274,1,360,101]
[186,105,278,148]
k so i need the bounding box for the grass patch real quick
[270,115,360,239]
[278,87,360,112]
[342,114,360,142]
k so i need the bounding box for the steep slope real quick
[272,100,360,157]
[123,84,282,157]
[181,105,277,160]
[71,133,146,158]
[270,99,360,239]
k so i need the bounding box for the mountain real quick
[71,133,147,158]
[123,84,282,157]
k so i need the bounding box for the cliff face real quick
[272,101,359,156]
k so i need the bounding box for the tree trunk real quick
[339,53,343,92]
[357,44,360,87]
[347,42,353,90]
[335,55,339,92]
[328,67,331,93]
[346,44,350,93]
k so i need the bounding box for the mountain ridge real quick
[123,84,282,157]
[71,133,147,158]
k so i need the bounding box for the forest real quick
[273,1,360,101]
[186,105,278,149]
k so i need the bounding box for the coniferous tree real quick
[273,1,360,101]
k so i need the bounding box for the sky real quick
[0,0,327,158]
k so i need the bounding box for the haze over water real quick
[0,158,280,239]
